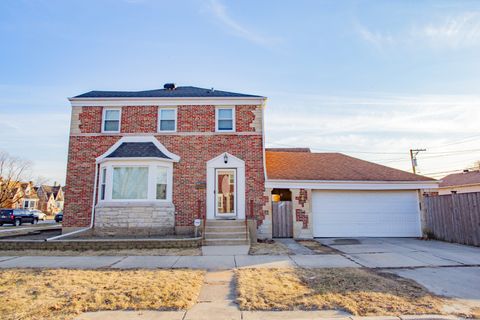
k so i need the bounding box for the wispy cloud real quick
[264,92,480,175]
[356,24,395,49]
[419,12,480,48]
[206,0,281,47]
[356,12,480,49]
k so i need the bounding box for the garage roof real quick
[266,150,436,182]
[439,170,480,187]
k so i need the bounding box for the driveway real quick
[317,237,480,304]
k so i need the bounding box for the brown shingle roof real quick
[439,170,480,187]
[266,151,436,182]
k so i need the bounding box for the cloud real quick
[206,0,280,47]
[356,12,480,49]
[356,24,395,48]
[264,92,480,175]
[419,12,480,48]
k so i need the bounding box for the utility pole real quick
[409,148,426,174]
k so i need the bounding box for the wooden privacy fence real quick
[424,192,480,247]
[272,201,293,238]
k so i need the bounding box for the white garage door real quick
[312,190,421,237]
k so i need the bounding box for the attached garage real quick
[264,149,439,239]
[312,190,421,237]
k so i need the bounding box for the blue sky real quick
[1,0,480,184]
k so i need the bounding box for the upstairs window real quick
[158,108,177,132]
[102,108,121,133]
[216,107,235,132]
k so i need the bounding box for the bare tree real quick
[472,160,480,171]
[0,150,33,207]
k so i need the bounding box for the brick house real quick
[64,84,438,240]
[64,84,266,239]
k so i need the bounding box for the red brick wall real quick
[236,105,256,132]
[64,105,264,229]
[177,105,215,132]
[122,106,158,133]
[295,189,309,229]
[79,107,102,133]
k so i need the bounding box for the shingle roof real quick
[439,170,480,187]
[266,150,436,182]
[74,86,263,98]
[106,142,170,159]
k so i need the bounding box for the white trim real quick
[215,106,235,132]
[98,159,174,203]
[158,107,177,132]
[206,153,245,220]
[265,179,439,190]
[96,136,180,163]
[69,97,266,107]
[101,107,121,133]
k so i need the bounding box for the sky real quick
[1,0,480,185]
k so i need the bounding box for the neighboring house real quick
[64,84,438,239]
[3,181,39,210]
[36,184,64,214]
[437,170,480,195]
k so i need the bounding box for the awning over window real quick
[106,142,171,159]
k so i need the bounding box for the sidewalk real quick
[0,254,359,269]
[76,311,461,320]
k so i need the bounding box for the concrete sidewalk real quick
[76,310,461,320]
[0,254,359,269]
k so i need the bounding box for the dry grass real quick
[237,268,448,316]
[0,269,204,320]
[295,240,338,254]
[249,241,292,255]
[0,247,201,256]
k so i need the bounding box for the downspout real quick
[46,162,99,241]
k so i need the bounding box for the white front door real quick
[215,169,237,218]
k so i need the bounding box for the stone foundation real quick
[94,202,175,237]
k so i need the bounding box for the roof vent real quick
[164,83,176,90]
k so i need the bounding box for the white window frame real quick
[158,107,177,132]
[99,159,173,203]
[215,107,235,132]
[102,107,122,133]
[100,167,107,200]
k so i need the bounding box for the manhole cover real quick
[332,238,361,245]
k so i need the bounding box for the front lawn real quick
[0,269,204,320]
[237,267,446,316]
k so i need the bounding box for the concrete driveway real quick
[318,237,480,268]
[317,237,480,305]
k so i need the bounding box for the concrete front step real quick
[203,239,250,246]
[205,226,245,233]
[206,220,245,227]
[205,232,247,240]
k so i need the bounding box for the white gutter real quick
[265,179,439,190]
[46,163,99,241]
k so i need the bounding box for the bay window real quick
[99,161,172,202]
[112,167,148,200]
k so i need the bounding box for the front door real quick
[215,169,236,218]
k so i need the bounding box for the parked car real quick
[0,209,38,226]
[54,212,63,223]
[30,209,47,221]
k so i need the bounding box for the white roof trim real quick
[69,96,266,107]
[96,136,180,163]
[266,179,439,190]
